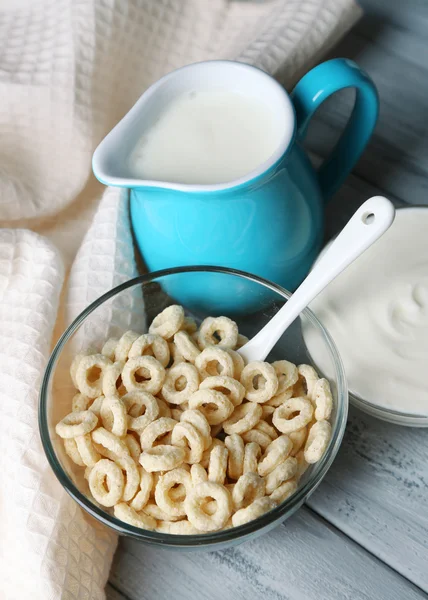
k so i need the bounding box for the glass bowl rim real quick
[39,265,348,547]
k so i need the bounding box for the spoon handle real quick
[239,196,395,363]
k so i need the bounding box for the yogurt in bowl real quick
[304,206,428,426]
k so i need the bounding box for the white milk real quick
[128,91,281,185]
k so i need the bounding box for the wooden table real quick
[107,3,428,598]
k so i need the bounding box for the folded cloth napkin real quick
[0,1,361,598]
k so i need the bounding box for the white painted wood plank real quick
[358,0,428,37]
[108,508,425,600]
[106,583,129,600]
[307,407,428,592]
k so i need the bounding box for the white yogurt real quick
[128,90,281,185]
[306,208,428,415]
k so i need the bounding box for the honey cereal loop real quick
[64,438,85,466]
[156,397,172,418]
[169,342,185,366]
[149,304,184,339]
[180,409,211,450]
[114,502,156,530]
[223,402,262,435]
[185,481,232,532]
[190,463,208,485]
[272,397,313,434]
[240,361,278,403]
[272,360,298,394]
[100,396,127,437]
[289,428,307,456]
[225,349,245,380]
[232,496,276,527]
[156,520,199,535]
[173,331,201,363]
[124,434,142,461]
[180,316,198,335]
[56,410,98,439]
[241,428,272,450]
[102,361,125,399]
[129,333,170,367]
[171,421,204,464]
[235,333,249,349]
[265,457,298,494]
[313,378,333,421]
[75,434,101,467]
[101,338,119,361]
[208,443,229,484]
[91,427,130,459]
[304,420,331,464]
[243,442,261,474]
[200,375,245,407]
[232,472,265,510]
[224,434,244,480]
[88,396,104,417]
[195,347,235,380]
[130,467,153,511]
[139,445,185,472]
[124,391,160,432]
[198,316,238,349]
[296,364,319,399]
[188,389,234,425]
[162,362,199,405]
[269,478,298,504]
[122,356,165,395]
[71,393,92,412]
[154,467,193,517]
[88,459,124,507]
[258,435,293,477]
[114,454,140,501]
[76,354,112,399]
[140,417,178,450]
[254,419,277,440]
[115,331,140,362]
[70,349,93,388]
[143,502,183,522]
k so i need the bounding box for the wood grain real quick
[108,508,426,600]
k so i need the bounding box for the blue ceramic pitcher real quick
[93,59,378,312]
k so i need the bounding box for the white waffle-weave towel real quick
[0,1,361,598]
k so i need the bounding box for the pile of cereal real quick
[55,305,333,534]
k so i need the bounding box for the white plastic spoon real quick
[239,196,395,363]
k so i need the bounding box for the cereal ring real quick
[64,438,85,466]
[71,393,92,412]
[100,396,127,437]
[243,442,261,474]
[56,410,98,439]
[124,433,141,461]
[200,438,224,469]
[88,396,104,416]
[101,337,119,361]
[185,481,232,532]
[102,361,125,399]
[162,362,200,405]
[241,429,272,450]
[174,331,201,363]
[224,434,244,480]
[265,457,298,494]
[265,387,293,407]
[128,333,170,368]
[180,409,211,450]
[190,463,208,485]
[254,420,277,440]
[289,428,307,456]
[272,397,313,434]
[114,455,140,501]
[91,427,130,458]
[122,356,165,395]
[195,347,235,380]
[156,520,199,534]
[240,361,278,403]
[208,444,228,484]
[235,333,249,349]
[200,375,245,407]
[198,316,238,349]
[155,467,193,517]
[222,402,262,435]
[210,423,223,438]
[75,434,101,467]
[188,389,234,425]
[313,378,333,421]
[122,390,160,433]
[232,496,276,527]
[168,342,185,367]
[232,472,265,509]
[70,349,93,388]
[75,354,112,399]
[143,502,183,522]
[261,405,275,421]
[139,445,185,472]
[171,421,204,464]
[258,435,292,477]
[89,459,124,507]
[181,316,197,335]
[272,360,298,394]
[304,420,331,463]
[140,417,178,450]
[149,304,184,339]
[225,349,245,379]
[296,364,319,399]
[115,331,140,362]
[170,408,183,421]
[130,467,153,510]
[269,478,298,504]
[295,450,310,477]
[114,502,156,530]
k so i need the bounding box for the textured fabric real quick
[0,1,361,598]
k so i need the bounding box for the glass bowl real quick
[39,266,348,550]
[306,206,428,428]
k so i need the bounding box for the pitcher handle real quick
[290,58,379,202]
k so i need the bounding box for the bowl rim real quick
[39,265,348,546]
